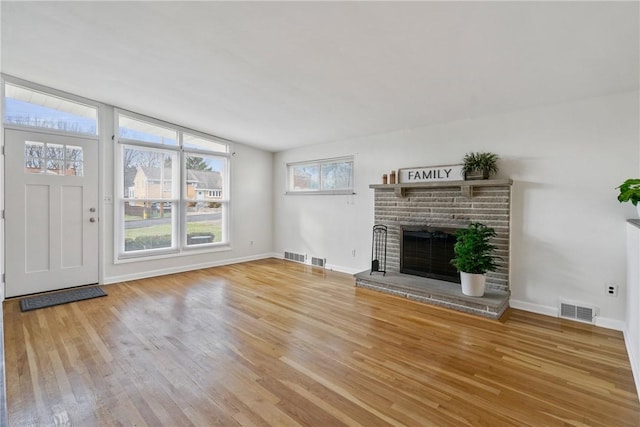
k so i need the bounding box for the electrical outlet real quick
[605,284,618,297]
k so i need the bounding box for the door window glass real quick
[24,140,83,176]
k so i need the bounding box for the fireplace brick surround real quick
[355,179,512,319]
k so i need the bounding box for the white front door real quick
[4,129,99,297]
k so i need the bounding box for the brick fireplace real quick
[355,179,512,319]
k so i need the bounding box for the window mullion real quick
[179,147,185,249]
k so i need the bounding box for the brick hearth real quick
[355,179,512,319]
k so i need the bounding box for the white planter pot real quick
[460,272,486,297]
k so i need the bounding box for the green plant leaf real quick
[462,152,499,178]
[616,179,640,206]
[450,222,500,274]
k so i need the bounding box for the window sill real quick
[115,244,232,264]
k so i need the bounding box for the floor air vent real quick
[311,257,325,268]
[284,251,305,263]
[559,301,597,324]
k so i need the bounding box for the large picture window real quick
[117,111,230,259]
[286,156,354,194]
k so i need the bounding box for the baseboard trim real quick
[509,299,624,331]
[325,263,362,275]
[269,253,360,275]
[509,299,558,317]
[265,252,282,259]
[624,327,640,403]
[595,317,626,332]
[103,253,277,285]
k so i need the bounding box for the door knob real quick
[90,217,96,223]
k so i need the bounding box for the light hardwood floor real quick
[3,258,639,426]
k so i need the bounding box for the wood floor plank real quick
[3,258,639,426]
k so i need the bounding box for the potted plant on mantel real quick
[462,152,499,180]
[450,222,499,297]
[616,178,640,216]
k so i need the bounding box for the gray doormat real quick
[19,286,107,312]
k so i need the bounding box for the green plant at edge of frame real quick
[617,179,640,206]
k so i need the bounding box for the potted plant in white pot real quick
[462,152,499,180]
[450,222,499,297]
[616,179,640,217]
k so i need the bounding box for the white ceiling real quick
[1,1,638,152]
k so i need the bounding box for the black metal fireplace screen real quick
[401,226,460,283]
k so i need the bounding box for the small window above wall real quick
[118,114,177,146]
[4,83,98,135]
[183,133,228,153]
[286,156,354,195]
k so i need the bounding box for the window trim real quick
[181,151,230,250]
[116,145,180,260]
[286,156,355,195]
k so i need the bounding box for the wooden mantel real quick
[369,178,513,197]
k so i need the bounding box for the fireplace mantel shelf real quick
[369,178,512,197]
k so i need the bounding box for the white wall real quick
[626,222,640,401]
[101,108,275,284]
[273,91,640,325]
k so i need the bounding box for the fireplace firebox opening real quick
[401,225,461,283]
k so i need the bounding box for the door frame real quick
[1,74,106,299]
